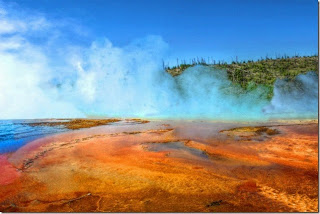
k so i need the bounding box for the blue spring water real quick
[0,120,67,154]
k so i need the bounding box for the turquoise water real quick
[0,120,67,153]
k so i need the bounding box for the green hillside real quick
[166,55,318,99]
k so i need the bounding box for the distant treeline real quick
[165,55,318,99]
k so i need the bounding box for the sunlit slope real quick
[167,55,318,99]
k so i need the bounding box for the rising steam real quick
[0,3,317,120]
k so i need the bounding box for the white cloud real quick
[0,2,84,119]
[0,19,25,34]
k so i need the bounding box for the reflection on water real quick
[0,120,67,153]
[143,141,209,161]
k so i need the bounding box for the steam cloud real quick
[263,71,318,119]
[0,3,318,120]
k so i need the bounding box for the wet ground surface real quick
[142,141,210,161]
[0,119,318,212]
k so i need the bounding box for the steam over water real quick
[263,72,318,119]
[0,4,318,120]
[0,36,318,120]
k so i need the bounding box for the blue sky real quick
[11,0,318,63]
[3,0,318,64]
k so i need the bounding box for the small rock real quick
[207,200,222,207]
